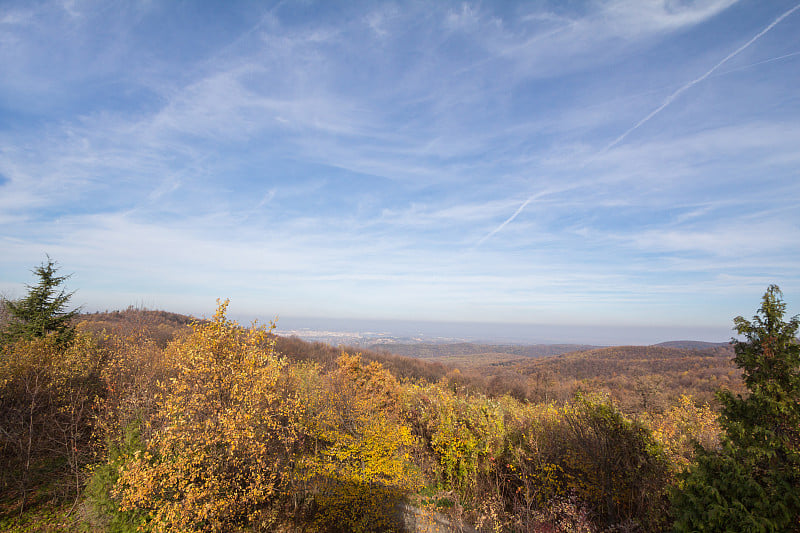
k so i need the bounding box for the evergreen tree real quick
[1,257,79,346]
[673,285,800,532]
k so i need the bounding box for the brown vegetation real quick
[1,304,750,532]
[77,307,195,348]
[373,342,600,366]
[373,341,743,414]
[507,345,743,411]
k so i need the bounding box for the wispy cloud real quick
[1,0,798,336]
[601,0,739,35]
[478,2,800,244]
[604,2,800,152]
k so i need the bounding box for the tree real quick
[115,301,304,532]
[1,257,79,346]
[673,285,800,532]
[112,304,421,532]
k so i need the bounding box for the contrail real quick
[603,2,800,153]
[475,187,566,246]
[476,194,537,246]
[477,3,800,246]
[715,50,800,76]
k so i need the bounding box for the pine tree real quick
[1,257,79,346]
[673,285,800,532]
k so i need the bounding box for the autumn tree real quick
[1,257,79,346]
[114,301,304,532]
[111,303,421,532]
[673,285,800,531]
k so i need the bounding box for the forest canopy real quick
[1,265,797,532]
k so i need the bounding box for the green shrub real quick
[672,286,800,532]
[83,421,148,533]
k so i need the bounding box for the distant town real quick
[274,327,466,347]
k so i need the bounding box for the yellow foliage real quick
[115,300,303,532]
[402,383,505,497]
[112,306,420,532]
[298,353,421,532]
[650,394,721,472]
[90,303,718,532]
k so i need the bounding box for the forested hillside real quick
[373,341,743,412]
[373,342,599,360]
[655,340,733,354]
[506,344,744,411]
[2,284,798,531]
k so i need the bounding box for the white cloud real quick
[602,0,739,36]
[439,0,739,82]
[445,3,488,31]
[629,222,800,258]
[1,0,797,331]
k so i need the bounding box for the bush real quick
[402,384,505,499]
[298,353,421,532]
[559,395,671,530]
[114,301,302,532]
[0,333,104,514]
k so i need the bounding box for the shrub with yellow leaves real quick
[649,394,720,473]
[401,382,507,513]
[114,300,304,532]
[297,353,421,532]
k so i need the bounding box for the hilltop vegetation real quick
[1,264,797,531]
[507,344,743,411]
[77,310,742,412]
[655,340,733,354]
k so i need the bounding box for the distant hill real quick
[371,342,600,362]
[354,340,744,410]
[512,345,730,375]
[77,307,197,347]
[504,344,743,410]
[79,307,197,327]
[656,340,733,355]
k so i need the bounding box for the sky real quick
[1,0,799,344]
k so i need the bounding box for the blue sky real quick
[1,0,799,343]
